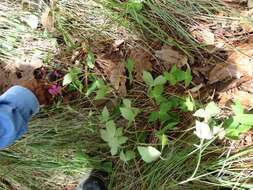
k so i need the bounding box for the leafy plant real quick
[164,65,192,87]
[120,99,140,124]
[120,150,136,163]
[100,120,128,155]
[86,50,95,69]
[86,78,112,100]
[224,100,253,139]
[193,101,223,140]
[63,67,84,92]
[125,58,135,84]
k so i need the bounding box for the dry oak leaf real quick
[155,46,188,69]
[41,8,55,32]
[209,43,253,84]
[129,48,152,80]
[96,57,127,96]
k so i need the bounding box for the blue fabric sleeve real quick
[0,86,40,149]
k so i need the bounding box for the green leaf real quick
[100,120,128,156]
[150,85,164,98]
[123,99,132,108]
[101,107,110,122]
[120,107,137,122]
[86,51,95,69]
[143,71,154,87]
[182,97,195,111]
[205,102,220,117]
[63,73,73,86]
[184,68,192,87]
[161,134,168,151]
[164,71,177,85]
[86,81,97,96]
[232,100,244,115]
[126,59,134,83]
[95,87,110,100]
[106,120,116,136]
[117,136,128,144]
[137,146,161,163]
[148,112,159,122]
[154,75,166,86]
[126,0,143,12]
[234,114,253,126]
[120,150,136,162]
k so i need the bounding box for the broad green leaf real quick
[115,128,123,137]
[86,51,95,69]
[150,85,164,98]
[106,120,116,136]
[164,71,177,85]
[234,114,253,126]
[232,100,244,115]
[137,146,161,163]
[161,134,168,151]
[238,124,252,134]
[148,112,159,122]
[117,136,128,144]
[120,107,136,122]
[123,99,132,108]
[126,59,134,83]
[205,102,220,117]
[143,71,154,87]
[86,81,97,96]
[126,0,143,12]
[182,97,194,111]
[63,73,72,86]
[184,68,192,87]
[120,150,136,162]
[100,129,110,142]
[154,75,166,86]
[95,87,110,100]
[110,145,118,156]
[101,107,110,122]
[159,102,172,114]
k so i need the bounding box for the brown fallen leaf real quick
[155,45,188,69]
[41,8,55,32]
[219,90,253,109]
[96,57,127,96]
[209,43,253,83]
[129,48,152,80]
[191,27,215,46]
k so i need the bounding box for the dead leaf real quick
[109,62,127,96]
[96,57,127,96]
[219,90,253,109]
[155,46,188,69]
[209,43,253,83]
[129,48,152,80]
[191,28,215,46]
[41,8,55,32]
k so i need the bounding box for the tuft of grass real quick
[0,104,109,190]
[96,0,231,55]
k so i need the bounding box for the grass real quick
[96,0,231,55]
[0,103,109,190]
[1,0,253,190]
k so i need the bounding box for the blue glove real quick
[0,86,39,149]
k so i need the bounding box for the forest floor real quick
[1,0,253,189]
